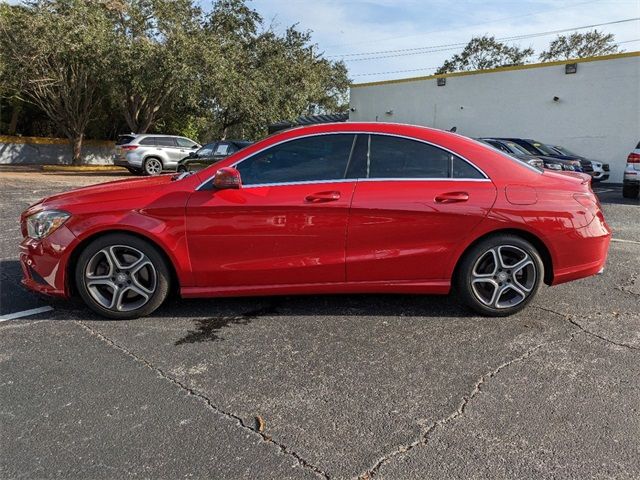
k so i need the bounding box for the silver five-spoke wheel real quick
[456,235,543,317]
[470,245,536,309]
[85,245,157,312]
[144,158,162,175]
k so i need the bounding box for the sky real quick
[243,0,640,82]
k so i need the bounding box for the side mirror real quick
[213,167,242,189]
[188,151,196,158]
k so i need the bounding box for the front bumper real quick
[19,225,77,298]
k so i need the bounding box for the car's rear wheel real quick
[143,157,163,176]
[456,235,543,317]
[75,234,170,319]
[622,183,639,199]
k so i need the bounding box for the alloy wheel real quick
[84,245,157,312]
[145,158,162,175]
[470,245,537,309]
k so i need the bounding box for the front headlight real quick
[563,165,576,171]
[26,210,70,239]
[547,163,562,170]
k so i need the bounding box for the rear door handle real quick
[434,191,469,203]
[305,191,341,203]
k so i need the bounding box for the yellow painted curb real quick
[42,165,126,172]
[0,135,115,147]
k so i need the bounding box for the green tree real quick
[0,0,114,164]
[106,0,205,134]
[437,36,534,74]
[539,30,619,62]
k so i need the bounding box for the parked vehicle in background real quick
[550,145,610,182]
[114,134,200,175]
[176,140,253,173]
[623,141,640,199]
[20,123,611,319]
[497,138,584,172]
[478,138,553,170]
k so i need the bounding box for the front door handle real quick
[434,191,469,203]
[305,191,341,203]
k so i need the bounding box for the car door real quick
[346,134,497,283]
[185,134,359,288]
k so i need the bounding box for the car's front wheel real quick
[75,234,170,319]
[456,235,543,317]
[143,157,163,176]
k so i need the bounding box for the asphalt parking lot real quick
[1,171,639,479]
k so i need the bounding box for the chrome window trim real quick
[196,131,490,191]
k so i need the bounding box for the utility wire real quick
[350,38,640,78]
[331,17,640,62]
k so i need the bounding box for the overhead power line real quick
[331,17,640,62]
[350,38,640,79]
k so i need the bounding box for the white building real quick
[349,52,640,183]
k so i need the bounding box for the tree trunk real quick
[8,101,21,135]
[71,134,84,165]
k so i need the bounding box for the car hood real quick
[24,175,176,215]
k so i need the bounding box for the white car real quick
[623,141,640,199]
[113,134,201,175]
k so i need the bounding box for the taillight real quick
[121,145,138,151]
[627,152,640,163]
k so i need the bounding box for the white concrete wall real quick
[349,53,640,183]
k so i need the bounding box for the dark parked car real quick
[495,138,585,173]
[479,138,559,170]
[549,145,610,182]
[177,140,253,172]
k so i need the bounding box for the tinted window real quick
[452,157,484,179]
[198,143,216,157]
[369,135,450,179]
[139,137,156,146]
[237,134,356,185]
[116,135,135,145]
[156,137,176,147]
[176,137,196,148]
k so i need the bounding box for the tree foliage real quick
[0,0,114,164]
[539,30,619,62]
[0,0,350,162]
[436,36,534,74]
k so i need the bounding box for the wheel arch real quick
[453,228,554,286]
[66,229,181,298]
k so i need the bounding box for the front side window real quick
[237,134,356,186]
[197,143,216,157]
[368,135,483,179]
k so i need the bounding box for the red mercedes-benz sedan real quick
[20,123,611,319]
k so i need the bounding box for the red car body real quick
[20,122,611,305]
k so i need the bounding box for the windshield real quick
[553,145,579,156]
[530,142,558,155]
[504,142,531,155]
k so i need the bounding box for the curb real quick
[41,165,126,172]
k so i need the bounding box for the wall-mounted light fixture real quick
[565,63,577,74]
[437,77,446,86]
[385,109,394,116]
[553,96,560,102]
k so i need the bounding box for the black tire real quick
[455,234,544,317]
[622,183,639,199]
[143,157,163,176]
[75,233,170,319]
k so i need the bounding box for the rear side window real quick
[139,137,156,146]
[367,135,484,179]
[237,134,356,185]
[215,143,230,156]
[116,135,135,145]
[156,137,176,147]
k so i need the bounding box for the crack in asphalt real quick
[356,336,571,479]
[534,305,640,351]
[75,320,330,480]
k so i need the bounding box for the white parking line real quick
[611,238,640,245]
[0,306,54,322]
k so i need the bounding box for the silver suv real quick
[114,134,201,175]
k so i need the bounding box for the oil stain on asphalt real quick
[175,302,281,345]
